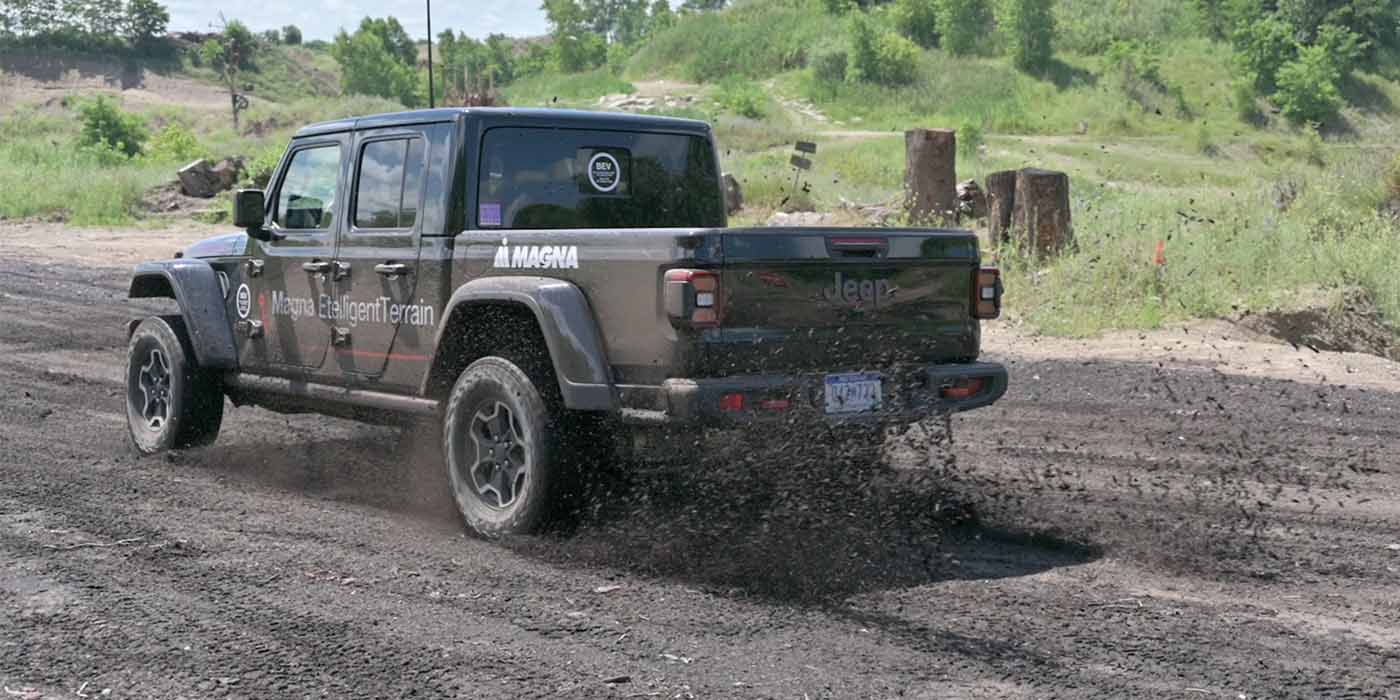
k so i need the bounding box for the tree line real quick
[0,0,170,52]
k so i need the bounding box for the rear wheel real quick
[442,357,565,537]
[125,316,224,455]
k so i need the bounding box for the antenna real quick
[426,0,435,108]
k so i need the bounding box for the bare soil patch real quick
[2,223,1399,698]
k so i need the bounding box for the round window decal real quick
[587,152,620,193]
[235,284,252,320]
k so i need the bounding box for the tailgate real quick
[708,227,981,374]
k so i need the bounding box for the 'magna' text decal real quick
[492,244,579,270]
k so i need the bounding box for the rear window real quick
[476,127,723,230]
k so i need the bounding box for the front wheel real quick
[125,316,224,455]
[442,357,564,537]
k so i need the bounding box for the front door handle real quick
[244,259,264,278]
[374,262,410,279]
[302,260,332,273]
[332,261,351,280]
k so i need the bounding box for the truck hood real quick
[182,232,249,259]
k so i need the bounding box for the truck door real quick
[254,137,347,373]
[329,131,427,379]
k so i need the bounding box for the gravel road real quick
[2,226,1399,698]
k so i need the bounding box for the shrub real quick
[812,49,848,84]
[77,96,147,158]
[1314,23,1365,75]
[144,123,207,163]
[245,144,284,189]
[607,41,632,76]
[1232,17,1295,92]
[850,14,921,86]
[1273,43,1343,124]
[894,0,940,49]
[715,77,767,118]
[1232,79,1264,124]
[997,0,1056,72]
[935,0,990,55]
[1387,152,1400,200]
[957,119,984,158]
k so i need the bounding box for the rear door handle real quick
[302,260,331,273]
[374,262,410,279]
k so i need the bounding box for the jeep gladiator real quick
[125,107,1007,536]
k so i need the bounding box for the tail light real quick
[665,269,721,328]
[973,267,1001,320]
[941,377,986,400]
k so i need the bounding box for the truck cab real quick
[125,108,1007,538]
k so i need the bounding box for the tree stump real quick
[1011,168,1073,256]
[904,128,957,225]
[984,170,1018,244]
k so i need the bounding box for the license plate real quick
[824,372,883,414]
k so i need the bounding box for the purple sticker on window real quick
[479,203,502,227]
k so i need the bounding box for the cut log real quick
[1011,168,1073,256]
[903,128,956,225]
[177,159,221,198]
[985,170,1018,244]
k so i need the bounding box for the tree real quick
[579,0,647,44]
[542,0,606,71]
[894,0,939,49]
[80,0,125,37]
[935,0,990,54]
[122,0,168,48]
[201,18,259,129]
[282,24,302,44]
[332,24,419,106]
[1232,17,1295,92]
[647,0,674,34]
[680,0,728,10]
[849,13,920,85]
[1273,42,1343,123]
[997,0,1055,71]
[353,16,417,67]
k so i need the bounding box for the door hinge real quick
[244,259,264,278]
[332,327,351,347]
[235,320,264,339]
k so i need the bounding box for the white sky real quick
[164,0,554,41]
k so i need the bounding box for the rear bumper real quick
[622,362,1007,426]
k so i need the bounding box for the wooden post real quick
[985,170,1018,244]
[904,128,957,225]
[1011,168,1073,256]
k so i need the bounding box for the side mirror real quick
[233,189,273,241]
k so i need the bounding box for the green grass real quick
[501,68,635,107]
[0,94,408,225]
[626,0,829,82]
[183,43,341,103]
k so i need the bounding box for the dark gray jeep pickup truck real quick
[125,107,1007,536]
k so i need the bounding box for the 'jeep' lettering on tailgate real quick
[823,271,891,306]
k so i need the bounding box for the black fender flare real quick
[429,276,615,411]
[128,260,239,370]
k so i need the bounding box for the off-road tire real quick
[442,356,565,537]
[125,315,224,455]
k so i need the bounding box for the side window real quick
[353,137,425,230]
[275,145,342,231]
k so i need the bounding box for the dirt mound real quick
[1233,288,1399,361]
